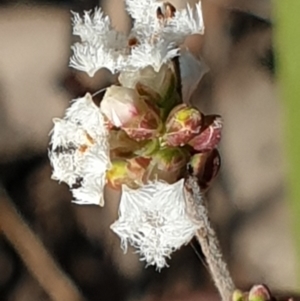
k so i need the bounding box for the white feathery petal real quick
[111,180,199,269]
[72,144,109,206]
[65,93,108,138]
[164,2,204,39]
[70,2,205,75]
[70,9,127,76]
[49,94,110,206]
[70,40,126,77]
[125,0,157,25]
[127,2,204,71]
[49,118,79,150]
[50,152,78,186]
[72,8,111,42]
[179,48,208,103]
[128,40,179,72]
[49,119,89,186]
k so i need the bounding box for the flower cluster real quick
[49,0,222,269]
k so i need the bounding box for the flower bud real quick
[122,99,162,141]
[155,147,190,172]
[101,85,162,141]
[106,157,151,189]
[162,104,202,147]
[248,285,272,301]
[232,290,245,301]
[109,130,141,157]
[128,156,152,182]
[188,149,221,191]
[146,147,190,183]
[188,115,222,151]
[100,85,143,127]
[119,63,176,103]
[106,160,130,190]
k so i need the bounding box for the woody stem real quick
[184,175,235,301]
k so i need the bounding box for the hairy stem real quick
[184,175,235,301]
[0,186,86,301]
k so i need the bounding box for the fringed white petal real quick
[70,9,127,76]
[72,9,111,42]
[111,180,199,269]
[152,2,204,47]
[179,48,208,103]
[49,93,110,206]
[125,0,157,26]
[65,93,108,138]
[49,119,87,186]
[72,144,109,206]
[70,2,204,75]
[164,2,204,39]
[70,40,127,77]
[128,40,179,72]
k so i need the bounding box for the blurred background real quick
[0,0,298,300]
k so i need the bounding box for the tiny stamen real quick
[156,2,176,21]
[128,37,139,47]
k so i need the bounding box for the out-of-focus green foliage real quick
[275,1,300,282]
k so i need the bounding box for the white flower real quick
[49,93,110,206]
[70,8,128,76]
[70,1,204,76]
[111,179,200,269]
[50,0,209,269]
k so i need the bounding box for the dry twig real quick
[0,185,86,301]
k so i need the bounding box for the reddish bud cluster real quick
[101,63,222,191]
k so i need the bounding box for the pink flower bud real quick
[162,104,202,147]
[188,115,222,151]
[101,85,162,141]
[248,285,272,301]
[100,85,142,127]
[122,99,162,141]
[188,149,221,191]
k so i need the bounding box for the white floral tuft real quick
[165,2,204,39]
[49,93,110,206]
[125,0,157,26]
[70,8,128,76]
[127,40,179,72]
[70,1,204,76]
[111,179,200,269]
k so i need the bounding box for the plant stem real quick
[0,186,86,301]
[274,0,300,282]
[184,175,235,301]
